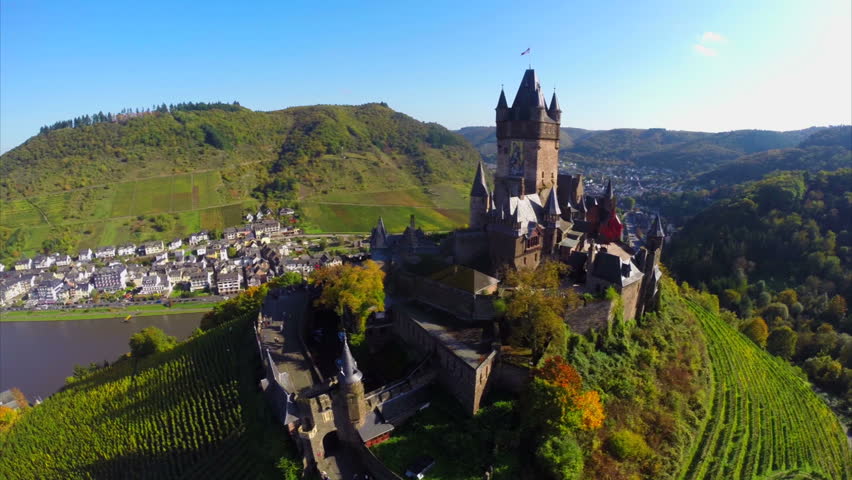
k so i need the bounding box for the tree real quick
[310,260,385,334]
[607,429,652,461]
[536,433,584,480]
[767,326,797,360]
[129,327,177,358]
[503,261,579,363]
[268,271,303,289]
[526,357,605,434]
[777,289,798,307]
[826,295,848,324]
[742,317,769,348]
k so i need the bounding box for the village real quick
[0,207,367,309]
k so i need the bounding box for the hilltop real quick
[456,125,833,174]
[0,103,480,261]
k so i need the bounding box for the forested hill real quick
[0,102,480,201]
[456,125,832,174]
[666,168,852,423]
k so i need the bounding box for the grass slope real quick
[0,317,293,479]
[681,298,850,480]
[0,103,479,260]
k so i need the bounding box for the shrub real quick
[536,433,584,480]
[129,327,177,358]
[607,429,652,461]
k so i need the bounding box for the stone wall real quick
[393,308,497,415]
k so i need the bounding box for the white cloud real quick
[702,31,725,43]
[693,44,718,56]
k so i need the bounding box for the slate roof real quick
[429,265,499,294]
[509,69,555,122]
[470,162,490,198]
[591,252,643,287]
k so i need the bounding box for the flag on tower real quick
[521,48,531,55]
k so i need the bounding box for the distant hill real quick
[0,103,480,260]
[456,125,830,173]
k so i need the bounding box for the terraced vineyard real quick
[682,299,851,480]
[0,318,293,479]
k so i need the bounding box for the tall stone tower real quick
[494,69,561,199]
[469,162,490,229]
[637,215,666,317]
[339,335,366,427]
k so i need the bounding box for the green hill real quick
[0,316,296,479]
[681,294,850,480]
[0,103,480,261]
[456,126,828,173]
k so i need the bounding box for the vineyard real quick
[0,319,295,479]
[681,299,851,480]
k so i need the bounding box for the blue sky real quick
[1,0,850,153]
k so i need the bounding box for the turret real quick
[646,215,665,252]
[602,179,616,213]
[339,335,366,426]
[496,88,509,122]
[469,162,491,229]
[542,186,561,254]
[370,217,388,249]
[548,91,561,123]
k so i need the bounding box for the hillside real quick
[456,126,828,173]
[681,292,850,480]
[667,169,852,427]
[0,316,296,479]
[0,103,480,261]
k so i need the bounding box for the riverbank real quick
[0,302,219,322]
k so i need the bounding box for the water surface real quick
[0,312,205,401]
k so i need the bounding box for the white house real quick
[168,238,183,250]
[188,231,209,246]
[78,248,93,262]
[95,246,116,259]
[140,274,171,295]
[117,244,136,256]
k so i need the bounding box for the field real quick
[0,317,295,479]
[681,299,851,480]
[301,182,470,233]
[0,169,257,257]
[0,302,219,322]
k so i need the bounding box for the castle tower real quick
[542,186,561,255]
[339,335,366,427]
[494,69,561,199]
[637,215,666,317]
[469,162,490,229]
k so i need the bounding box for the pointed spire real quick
[604,179,614,199]
[544,187,561,216]
[339,335,363,384]
[650,215,665,238]
[377,217,387,236]
[470,162,489,197]
[548,91,561,113]
[497,88,508,109]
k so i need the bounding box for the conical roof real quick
[496,89,508,109]
[377,217,387,236]
[548,91,561,113]
[650,215,665,238]
[339,335,363,384]
[511,69,548,114]
[604,179,614,199]
[544,187,561,216]
[470,162,489,197]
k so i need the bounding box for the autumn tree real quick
[310,260,385,335]
[742,317,769,348]
[525,357,605,434]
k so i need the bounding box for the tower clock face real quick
[509,141,524,175]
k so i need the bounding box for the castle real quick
[373,68,664,322]
[259,69,670,478]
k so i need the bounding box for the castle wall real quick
[448,231,489,267]
[621,280,641,322]
[495,136,559,195]
[392,308,497,415]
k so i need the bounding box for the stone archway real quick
[321,430,340,458]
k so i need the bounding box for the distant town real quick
[0,207,368,309]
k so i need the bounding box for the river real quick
[0,312,206,401]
